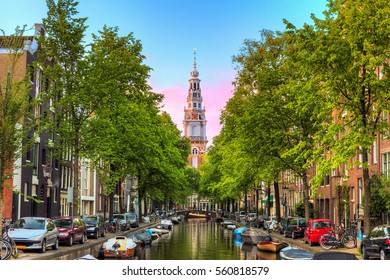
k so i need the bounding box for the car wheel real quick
[52,238,59,250]
[308,239,313,247]
[40,239,47,253]
[67,235,73,246]
[94,230,99,239]
[380,249,388,260]
[292,231,296,239]
[362,246,369,260]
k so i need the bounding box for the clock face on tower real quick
[191,113,198,120]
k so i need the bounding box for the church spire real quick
[191,48,199,78]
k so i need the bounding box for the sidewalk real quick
[268,230,361,259]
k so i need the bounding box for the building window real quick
[193,102,197,108]
[192,148,198,155]
[373,140,377,164]
[24,182,29,202]
[382,152,390,177]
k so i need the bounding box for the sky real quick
[1,0,328,146]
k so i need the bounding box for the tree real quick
[37,0,88,216]
[308,0,390,235]
[0,26,34,223]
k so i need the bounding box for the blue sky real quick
[1,0,328,145]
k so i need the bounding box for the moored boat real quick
[188,212,208,218]
[279,246,313,260]
[145,228,160,240]
[233,227,249,238]
[241,229,272,245]
[131,232,152,245]
[160,219,174,230]
[256,241,289,253]
[101,236,137,259]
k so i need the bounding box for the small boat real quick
[233,227,249,238]
[220,220,235,228]
[160,219,173,230]
[256,241,289,253]
[101,236,137,259]
[149,226,171,235]
[170,216,180,224]
[279,246,313,260]
[241,229,272,245]
[227,224,237,230]
[311,251,358,260]
[145,228,160,240]
[188,212,208,218]
[131,232,152,245]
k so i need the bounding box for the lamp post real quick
[282,185,288,218]
[42,162,52,218]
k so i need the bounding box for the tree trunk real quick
[303,171,310,220]
[274,181,281,222]
[362,147,371,236]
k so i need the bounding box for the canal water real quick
[133,218,280,260]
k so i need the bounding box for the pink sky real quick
[156,78,234,147]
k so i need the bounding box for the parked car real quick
[246,213,257,222]
[263,216,277,230]
[279,217,293,234]
[361,224,390,260]
[283,217,307,239]
[53,216,87,246]
[7,217,59,253]
[125,212,139,228]
[83,215,106,239]
[304,218,334,246]
[112,213,130,231]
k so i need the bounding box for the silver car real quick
[8,217,59,253]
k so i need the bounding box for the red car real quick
[53,216,87,246]
[304,218,333,246]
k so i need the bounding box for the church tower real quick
[183,49,208,168]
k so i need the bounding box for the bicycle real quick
[267,221,281,234]
[1,220,17,260]
[319,226,356,250]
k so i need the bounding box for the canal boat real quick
[241,229,272,245]
[132,232,152,245]
[279,246,313,260]
[145,228,160,240]
[149,226,171,235]
[256,241,289,253]
[188,212,208,218]
[233,227,249,238]
[101,236,137,259]
[220,220,236,228]
[160,219,173,230]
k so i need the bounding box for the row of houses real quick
[1,24,140,222]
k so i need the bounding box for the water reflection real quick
[133,219,280,260]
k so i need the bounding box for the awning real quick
[261,194,274,204]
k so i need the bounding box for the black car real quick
[283,217,306,239]
[361,224,390,260]
[82,215,106,239]
[279,217,293,234]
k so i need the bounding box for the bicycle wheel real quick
[319,235,333,250]
[0,239,12,260]
[342,235,356,249]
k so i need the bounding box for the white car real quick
[263,217,277,230]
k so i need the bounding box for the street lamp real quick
[42,162,52,217]
[282,185,288,218]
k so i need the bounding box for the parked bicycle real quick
[267,221,281,234]
[319,225,357,250]
[1,219,17,260]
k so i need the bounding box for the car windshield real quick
[313,221,331,229]
[128,214,136,219]
[113,214,125,220]
[13,218,45,230]
[54,219,72,228]
[83,216,98,224]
